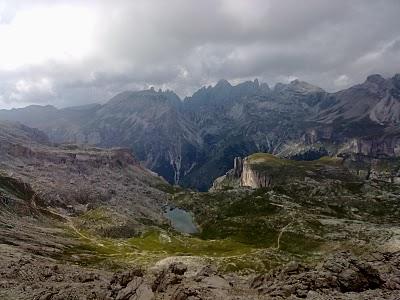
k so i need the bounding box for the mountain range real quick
[1,73,399,190]
[1,74,400,299]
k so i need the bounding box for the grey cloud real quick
[0,0,399,108]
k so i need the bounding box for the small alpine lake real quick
[163,205,199,234]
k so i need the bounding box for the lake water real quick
[164,206,199,234]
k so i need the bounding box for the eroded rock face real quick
[240,158,272,188]
[233,157,243,177]
[212,156,274,190]
[2,143,140,170]
[338,136,400,158]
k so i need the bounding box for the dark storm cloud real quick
[0,0,399,108]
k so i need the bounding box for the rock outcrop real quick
[251,251,400,299]
[240,157,272,188]
[212,155,282,190]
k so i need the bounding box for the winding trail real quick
[275,211,295,250]
[42,207,105,247]
[276,222,293,250]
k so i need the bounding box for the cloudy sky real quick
[0,0,399,108]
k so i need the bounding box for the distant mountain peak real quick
[290,79,300,84]
[260,82,270,92]
[366,74,385,85]
[215,79,232,89]
[253,78,260,87]
[274,79,324,94]
[10,104,57,111]
[392,74,400,87]
[106,88,182,108]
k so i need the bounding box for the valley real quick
[0,120,399,299]
[0,74,400,299]
[1,1,399,298]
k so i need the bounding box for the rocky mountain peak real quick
[106,89,182,108]
[366,74,386,85]
[271,79,325,109]
[184,78,267,110]
[289,79,325,93]
[363,74,390,94]
[216,78,231,86]
[392,73,400,88]
[273,80,323,94]
[290,79,300,84]
[235,79,263,92]
[260,82,270,92]
[365,72,397,92]
[253,78,260,87]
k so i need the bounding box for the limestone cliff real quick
[240,157,272,188]
[211,155,281,190]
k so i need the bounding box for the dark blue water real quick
[164,206,198,234]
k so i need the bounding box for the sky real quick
[0,0,399,109]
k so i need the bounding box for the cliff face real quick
[240,158,272,188]
[211,156,275,190]
[337,135,400,157]
[278,123,400,163]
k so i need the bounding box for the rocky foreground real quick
[1,247,399,299]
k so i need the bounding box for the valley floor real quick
[1,179,400,299]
